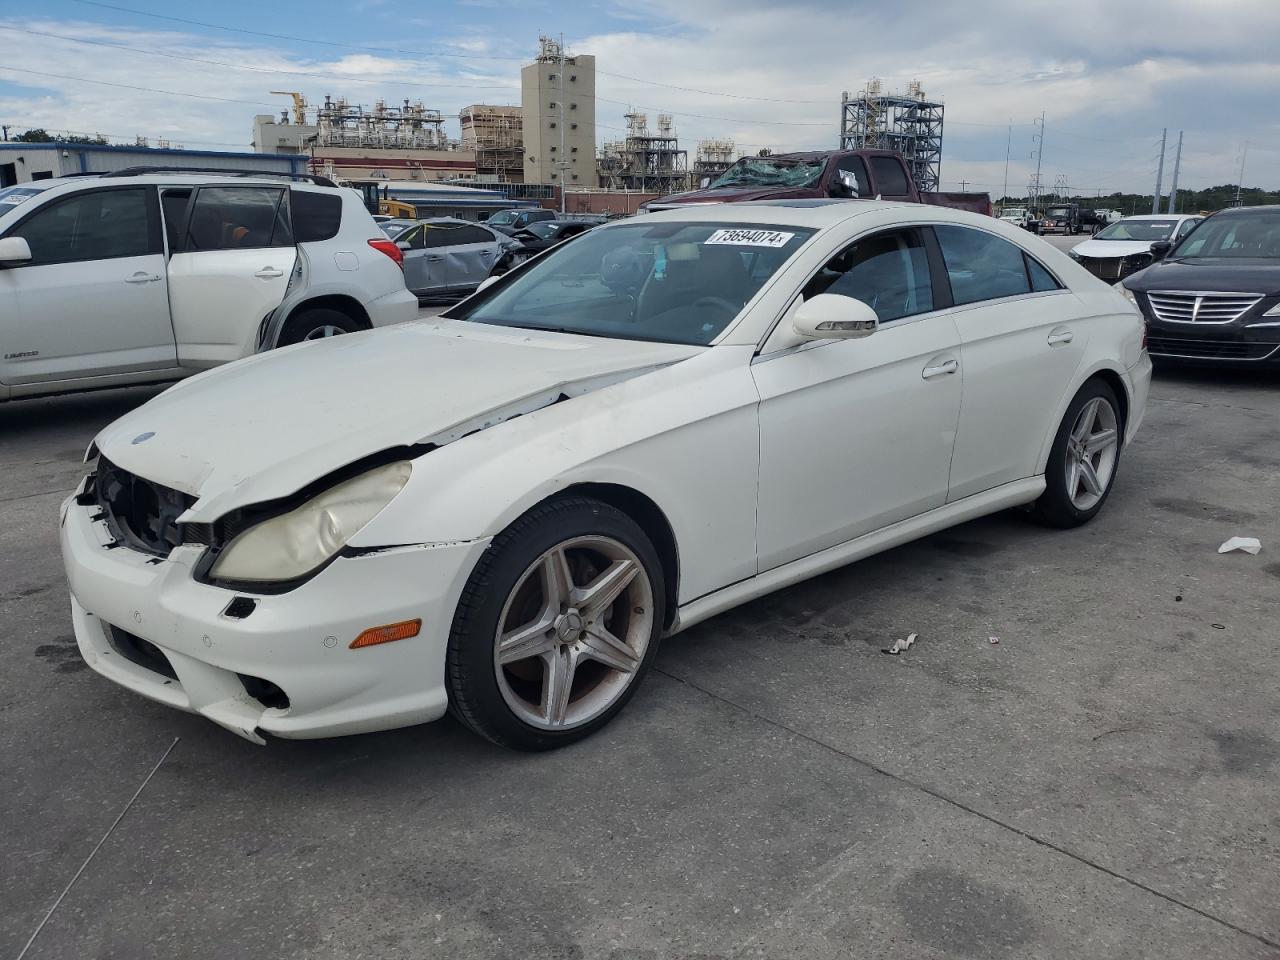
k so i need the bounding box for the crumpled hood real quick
[95,320,699,520]
[1072,238,1156,259]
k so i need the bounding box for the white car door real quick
[0,185,175,385]
[166,185,296,367]
[932,224,1086,501]
[752,227,964,571]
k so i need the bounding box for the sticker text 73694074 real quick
[704,229,796,248]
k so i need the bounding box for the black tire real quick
[1031,379,1123,528]
[446,496,666,751]
[277,307,362,347]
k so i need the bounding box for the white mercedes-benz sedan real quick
[60,200,1151,750]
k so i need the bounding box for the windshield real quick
[0,185,48,209]
[486,211,519,226]
[452,221,815,345]
[523,221,558,239]
[710,157,826,190]
[1094,219,1178,241]
[1047,207,1072,218]
[1171,211,1280,259]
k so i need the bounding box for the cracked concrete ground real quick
[2,300,1278,959]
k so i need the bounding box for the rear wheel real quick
[1032,380,1123,528]
[446,497,665,750]
[277,308,361,346]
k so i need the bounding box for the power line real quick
[0,66,282,107]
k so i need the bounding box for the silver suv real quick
[0,168,418,402]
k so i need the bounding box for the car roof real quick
[19,173,334,191]
[628,198,954,229]
[1212,204,1280,216]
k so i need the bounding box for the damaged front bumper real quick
[60,490,488,743]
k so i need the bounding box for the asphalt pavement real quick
[2,295,1278,959]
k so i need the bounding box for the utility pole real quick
[1165,131,1183,215]
[1001,121,1011,207]
[0,124,9,142]
[1234,141,1249,207]
[558,34,567,215]
[1030,112,1045,214]
[959,179,969,192]
[1152,128,1166,214]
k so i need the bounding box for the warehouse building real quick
[0,142,305,186]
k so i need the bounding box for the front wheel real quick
[1031,380,1123,528]
[446,497,666,750]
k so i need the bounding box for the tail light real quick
[368,238,404,269]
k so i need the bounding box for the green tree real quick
[13,128,109,145]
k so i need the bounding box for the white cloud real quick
[1,3,1277,192]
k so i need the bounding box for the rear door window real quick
[291,190,343,242]
[425,224,467,248]
[933,225,1032,305]
[184,187,292,251]
[453,224,496,245]
[10,187,157,265]
[869,157,911,197]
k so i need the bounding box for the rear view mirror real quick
[792,293,878,339]
[1150,240,1172,260]
[0,236,32,266]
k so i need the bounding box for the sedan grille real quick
[95,457,195,556]
[1146,292,1262,324]
[1146,336,1278,361]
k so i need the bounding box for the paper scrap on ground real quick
[989,636,1000,645]
[882,632,917,655]
[1218,536,1262,555]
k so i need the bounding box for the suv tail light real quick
[368,238,404,269]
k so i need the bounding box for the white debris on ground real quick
[1218,536,1262,555]
[882,632,918,655]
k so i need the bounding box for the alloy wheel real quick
[303,324,347,340]
[493,535,654,731]
[1065,396,1119,510]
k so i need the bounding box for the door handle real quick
[922,359,959,380]
[124,272,161,284]
[425,256,444,262]
[1047,330,1074,346]
[254,267,284,279]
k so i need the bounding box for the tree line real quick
[998,185,1279,214]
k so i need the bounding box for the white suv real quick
[0,168,418,401]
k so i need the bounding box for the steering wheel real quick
[692,296,739,318]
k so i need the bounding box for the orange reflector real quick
[350,619,421,649]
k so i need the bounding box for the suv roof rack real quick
[99,166,337,187]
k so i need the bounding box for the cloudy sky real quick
[2,0,1276,196]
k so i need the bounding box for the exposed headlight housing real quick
[209,461,412,583]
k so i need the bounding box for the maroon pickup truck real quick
[643,149,992,216]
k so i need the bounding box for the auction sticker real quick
[705,228,795,248]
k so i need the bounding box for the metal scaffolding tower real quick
[598,112,689,193]
[839,79,944,192]
[693,139,736,182]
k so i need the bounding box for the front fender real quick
[350,346,762,604]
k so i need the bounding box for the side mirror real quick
[1150,240,1172,260]
[792,293,878,340]
[477,275,501,293]
[0,236,32,266]
[828,170,859,198]
[699,176,711,189]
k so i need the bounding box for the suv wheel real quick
[278,308,361,346]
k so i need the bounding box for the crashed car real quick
[61,201,1149,750]
[1069,214,1203,284]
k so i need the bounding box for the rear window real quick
[186,187,292,251]
[292,190,343,243]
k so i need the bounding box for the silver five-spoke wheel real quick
[494,536,654,731]
[1065,395,1119,511]
[303,324,347,340]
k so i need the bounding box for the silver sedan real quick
[383,218,518,298]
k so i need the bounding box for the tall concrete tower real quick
[522,36,596,187]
